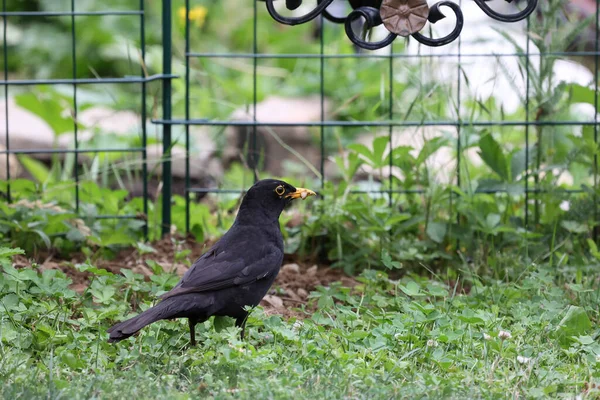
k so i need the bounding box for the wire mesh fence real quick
[0,0,179,238]
[167,0,599,244]
[0,0,598,245]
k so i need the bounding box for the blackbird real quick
[107,179,316,345]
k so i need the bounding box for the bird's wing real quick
[159,240,282,300]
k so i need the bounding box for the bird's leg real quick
[235,314,248,340]
[189,318,198,347]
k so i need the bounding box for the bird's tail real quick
[107,301,172,343]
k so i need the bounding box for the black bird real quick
[107,179,316,345]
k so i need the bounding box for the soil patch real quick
[11,235,358,319]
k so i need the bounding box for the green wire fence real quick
[0,0,598,242]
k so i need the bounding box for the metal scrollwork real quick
[472,0,537,23]
[344,6,397,50]
[261,0,538,50]
[264,0,335,25]
[319,0,350,23]
[412,2,464,47]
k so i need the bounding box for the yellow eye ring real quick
[275,185,285,196]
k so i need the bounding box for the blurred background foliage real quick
[0,0,598,274]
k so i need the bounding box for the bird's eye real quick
[275,185,285,196]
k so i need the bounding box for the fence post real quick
[161,0,172,236]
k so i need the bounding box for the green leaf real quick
[385,213,411,226]
[349,330,369,341]
[94,286,116,304]
[213,316,234,332]
[478,134,509,181]
[66,228,86,242]
[0,293,20,309]
[573,335,595,345]
[371,136,389,167]
[145,260,164,275]
[0,247,25,258]
[510,148,528,181]
[399,281,422,297]
[19,268,39,282]
[381,249,402,270]
[426,284,448,297]
[347,143,373,162]
[17,155,50,183]
[560,220,588,234]
[457,309,485,325]
[0,325,17,343]
[426,222,447,243]
[75,263,113,276]
[311,311,333,325]
[567,83,596,109]
[587,239,600,260]
[486,214,501,230]
[344,152,363,180]
[33,229,51,249]
[347,136,390,168]
[61,351,83,370]
[15,89,74,136]
[96,231,137,247]
[190,223,204,243]
[135,242,157,255]
[416,136,447,165]
[391,146,415,172]
[555,306,592,345]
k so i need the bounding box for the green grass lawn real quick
[1,249,599,399]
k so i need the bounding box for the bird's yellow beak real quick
[286,187,317,200]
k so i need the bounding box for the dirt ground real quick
[12,235,358,319]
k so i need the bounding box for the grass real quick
[1,248,599,399]
[1,1,597,397]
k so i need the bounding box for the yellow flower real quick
[178,6,208,28]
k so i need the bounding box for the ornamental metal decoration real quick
[261,0,538,50]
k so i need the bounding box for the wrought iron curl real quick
[261,0,538,50]
[318,0,348,23]
[412,2,464,47]
[344,6,397,50]
[473,0,537,23]
[264,0,335,25]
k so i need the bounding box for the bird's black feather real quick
[107,179,312,345]
[161,226,283,299]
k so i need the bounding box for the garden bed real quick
[12,235,358,319]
